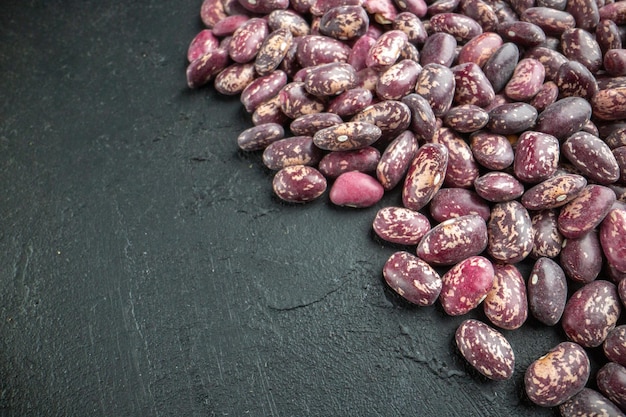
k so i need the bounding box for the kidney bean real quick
[600,208,626,273]
[348,35,377,72]
[535,97,592,141]
[238,0,288,14]
[402,93,437,142]
[560,28,603,74]
[562,131,620,185]
[376,59,422,101]
[262,136,323,170]
[296,35,352,68]
[304,62,358,97]
[212,15,251,37]
[318,5,370,40]
[327,88,373,117]
[531,210,564,259]
[524,46,569,82]
[452,62,495,108]
[555,60,599,100]
[318,147,381,179]
[458,0,499,33]
[402,143,448,211]
[484,264,528,330]
[504,58,545,101]
[351,100,412,141]
[439,256,494,316]
[415,64,456,117]
[524,342,590,407]
[429,13,483,43]
[186,47,230,89]
[599,1,626,24]
[559,388,626,417]
[427,0,461,16]
[528,257,567,326]
[566,0,599,31]
[486,103,538,135]
[432,127,480,189]
[455,319,515,380]
[560,230,604,284]
[419,32,457,67]
[457,33,502,67]
[469,132,514,170]
[593,87,626,121]
[487,200,533,264]
[187,29,220,62]
[442,105,488,133]
[392,12,428,44]
[240,71,287,114]
[596,19,623,56]
[366,30,408,71]
[329,171,384,207]
[279,82,326,119]
[513,131,559,184]
[373,207,430,245]
[214,63,256,96]
[529,81,558,112]
[558,185,617,239]
[393,0,427,17]
[376,131,419,190]
[237,123,285,151]
[268,10,311,37]
[429,188,491,222]
[482,43,520,93]
[252,95,289,126]
[607,50,626,77]
[254,28,293,76]
[383,251,441,305]
[272,165,327,203]
[200,0,227,28]
[521,7,576,37]
[522,174,588,211]
[290,112,343,137]
[313,122,382,151]
[474,172,525,202]
[605,326,626,367]
[310,0,362,16]
[363,0,398,24]
[597,362,626,412]
[498,22,546,48]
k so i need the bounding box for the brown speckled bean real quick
[600,208,626,273]
[279,82,326,119]
[531,210,564,259]
[268,9,311,37]
[252,95,290,126]
[528,257,567,326]
[557,184,616,239]
[563,131,620,184]
[383,251,442,306]
[452,62,495,108]
[392,12,428,44]
[521,174,587,211]
[455,319,515,380]
[596,19,622,56]
[304,62,357,96]
[313,121,382,151]
[186,48,230,89]
[484,264,528,330]
[240,70,288,113]
[351,100,412,141]
[433,127,480,189]
[229,18,269,64]
[373,207,430,245]
[214,63,256,96]
[474,172,525,202]
[402,143,448,211]
[592,87,626,121]
[366,30,408,71]
[290,112,343,137]
[254,27,293,76]
[457,32,503,67]
[237,123,285,151]
[376,130,419,190]
[319,5,369,40]
[296,34,352,68]
[520,7,576,37]
[443,104,489,133]
[487,200,533,264]
[376,59,422,101]
[561,28,603,74]
[470,132,514,170]
[272,165,327,203]
[262,136,323,170]
[560,388,626,417]
[415,63,456,117]
[524,342,590,407]
[597,362,626,413]
[513,131,560,184]
[529,81,558,112]
[318,146,381,178]
[402,93,437,142]
[439,256,494,316]
[504,58,545,101]
[560,230,603,284]
[429,13,483,43]
[555,60,599,100]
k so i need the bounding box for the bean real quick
[531,209,564,259]
[429,13,483,43]
[240,70,288,113]
[442,104,489,133]
[474,172,525,202]
[528,257,567,326]
[272,165,327,203]
[482,42,520,93]
[486,102,538,135]
[452,62,495,108]
[376,59,422,101]
[419,33,457,67]
[383,251,442,306]
[304,62,358,96]
[373,207,430,246]
[392,12,428,44]
[600,208,626,274]
[212,15,251,37]
[439,256,494,316]
[296,34,352,68]
[592,87,626,121]
[376,130,419,190]
[313,122,382,151]
[561,28,603,74]
[604,326,626,367]
[559,388,625,417]
[535,97,592,140]
[351,100,412,141]
[554,60,599,100]
[415,63,456,117]
[529,81,558,112]
[186,48,230,89]
[429,187,491,222]
[267,9,311,37]
[262,136,323,170]
[557,185,616,239]
[318,5,370,40]
[237,0,288,14]
[237,123,285,151]
[254,28,293,76]
[520,7,576,37]
[214,63,256,96]
[560,230,604,284]
[513,131,560,184]
[402,144,449,211]
[366,30,408,71]
[329,171,385,208]
[596,362,626,412]
[457,32,503,67]
[318,146,381,179]
[432,127,480,189]
[401,93,437,142]
[522,173,587,211]
[279,82,326,119]
[469,132,514,170]
[187,29,219,62]
[487,200,533,264]
[290,112,343,137]
[483,264,528,330]
[393,0,427,17]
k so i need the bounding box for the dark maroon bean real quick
[531,209,564,259]
[186,48,230,89]
[484,264,528,330]
[296,35,352,68]
[596,76,626,90]
[187,29,219,62]
[363,0,398,24]
[487,200,533,264]
[376,59,422,100]
[376,130,419,190]
[240,70,288,113]
[443,105,489,133]
[439,256,494,316]
[393,12,428,44]
[558,185,616,239]
[530,81,558,112]
[498,22,547,47]
[348,35,377,72]
[452,62,495,108]
[593,87,626,121]
[279,82,326,119]
[520,7,576,37]
[524,342,590,407]
[415,63,456,117]
[310,0,362,16]
[486,103,538,135]
[366,30,408,71]
[521,174,587,210]
[304,62,357,96]
[319,147,381,178]
[319,5,369,40]
[278,38,301,79]
[605,326,626,367]
[555,60,599,100]
[457,32,503,67]
[373,207,431,245]
[597,362,626,412]
[615,146,626,182]
[429,188,491,222]
[383,251,442,306]
[402,143,449,211]
[560,230,604,284]
[291,0,314,14]
[200,0,227,28]
[238,0,288,14]
[474,172,525,202]
[402,93,437,142]
[290,112,343,136]
[504,58,545,101]
[600,208,626,274]
[606,50,626,77]
[237,123,285,151]
[429,13,483,43]
[355,67,380,91]
[433,127,480,189]
[229,18,269,64]
[562,280,621,347]
[599,1,626,24]
[561,28,603,74]
[528,257,567,326]
[524,46,569,82]
[268,9,311,37]
[482,43,520,93]
[273,165,327,202]
[327,88,373,117]
[535,97,592,140]
[455,319,515,380]
[566,0,600,31]
[513,131,560,184]
[559,388,626,417]
[470,132,514,170]
[596,19,623,56]
[313,121,382,151]
[329,171,384,207]
[393,0,427,17]
[420,32,457,67]
[458,0,499,33]
[562,131,620,184]
[262,136,323,170]
[351,100,412,141]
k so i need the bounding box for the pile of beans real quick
[186,0,626,413]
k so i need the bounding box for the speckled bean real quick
[469,132,514,170]
[486,102,538,135]
[592,87,626,121]
[376,60,422,101]
[383,251,442,306]
[319,5,369,40]
[237,123,285,151]
[487,200,533,264]
[504,58,545,101]
[513,131,560,184]
[296,34,352,68]
[600,208,626,273]
[313,121,382,151]
[528,257,567,326]
[415,63,456,117]
[237,0,288,14]
[401,93,437,142]
[559,388,625,417]
[520,7,576,37]
[186,47,230,89]
[214,63,256,96]
[560,230,603,284]
[429,188,490,222]
[561,28,603,74]
[373,207,430,246]
[290,112,343,137]
[279,82,326,119]
[272,165,327,203]
[392,12,428,44]
[268,9,311,37]
[351,100,412,141]
[521,174,587,211]
[318,147,381,179]
[557,185,616,239]
[376,130,419,190]
[402,143,448,211]
[596,19,622,56]
[439,256,494,316]
[531,209,563,259]
[529,81,558,112]
[254,27,293,76]
[443,105,489,133]
[229,18,269,64]
[262,136,323,170]
[562,131,620,184]
[452,62,495,108]
[304,62,357,96]
[187,29,219,62]
[433,127,480,189]
[240,70,288,113]
[474,172,525,202]
[366,30,408,71]
[429,13,483,43]
[604,326,626,367]
[484,264,528,330]
[482,42,520,93]
[419,33,457,67]
[457,32,503,67]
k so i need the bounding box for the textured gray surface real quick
[0,1,573,415]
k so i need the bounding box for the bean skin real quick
[383,251,442,306]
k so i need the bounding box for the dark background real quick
[0,1,579,415]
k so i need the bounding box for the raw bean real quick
[415,63,456,117]
[504,58,545,101]
[596,77,626,91]
[482,43,520,93]
[237,123,285,151]
[319,5,370,40]
[470,132,514,170]
[559,388,626,417]
[604,326,626,367]
[513,131,560,184]
[214,63,256,96]
[254,28,293,76]
[252,95,289,126]
[621,279,626,307]
[355,67,379,91]
[600,208,626,273]
[319,147,381,178]
[296,35,352,68]
[528,257,567,326]
[524,342,590,407]
[457,32,503,67]
[474,172,525,202]
[529,81,558,112]
[596,362,626,412]
[310,0,362,16]
[393,0,427,17]
[327,88,373,117]
[349,35,377,72]
[279,82,326,119]
[458,0,499,33]
[433,127,480,189]
[290,112,343,136]
[560,230,604,284]
[392,12,428,44]
[267,9,311,37]
[535,97,592,141]
[291,0,313,14]
[455,319,515,380]
[376,130,419,190]
[562,132,620,185]
[351,100,412,141]
[429,13,483,43]
[615,146,626,181]
[604,49,626,77]
[376,59,422,101]
[484,264,528,330]
[427,0,461,16]
[520,7,576,37]
[487,200,533,264]
[561,28,603,74]
[566,0,599,31]
[186,48,230,89]
[240,70,288,113]
[278,39,301,79]
[596,19,623,56]
[304,62,357,96]
[486,103,538,135]
[417,214,488,266]
[187,29,219,62]
[200,0,227,28]
[363,0,398,24]
[373,207,430,245]
[383,251,442,306]
[498,22,546,47]
[313,122,382,151]
[522,174,587,211]
[272,165,327,203]
[592,87,626,121]
[229,18,269,64]
[329,171,384,207]
[402,93,437,142]
[524,46,569,82]
[439,256,495,316]
[599,1,626,25]
[222,0,249,16]
[429,188,491,222]
[443,104,489,133]
[557,185,617,239]
[531,209,564,259]
[493,1,518,25]
[419,32,457,67]
[262,136,323,170]
[366,30,408,71]
[237,0,288,14]
[562,280,621,347]
[452,63,495,108]
[554,60,599,100]
[212,15,251,37]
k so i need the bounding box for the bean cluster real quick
[186,0,626,413]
